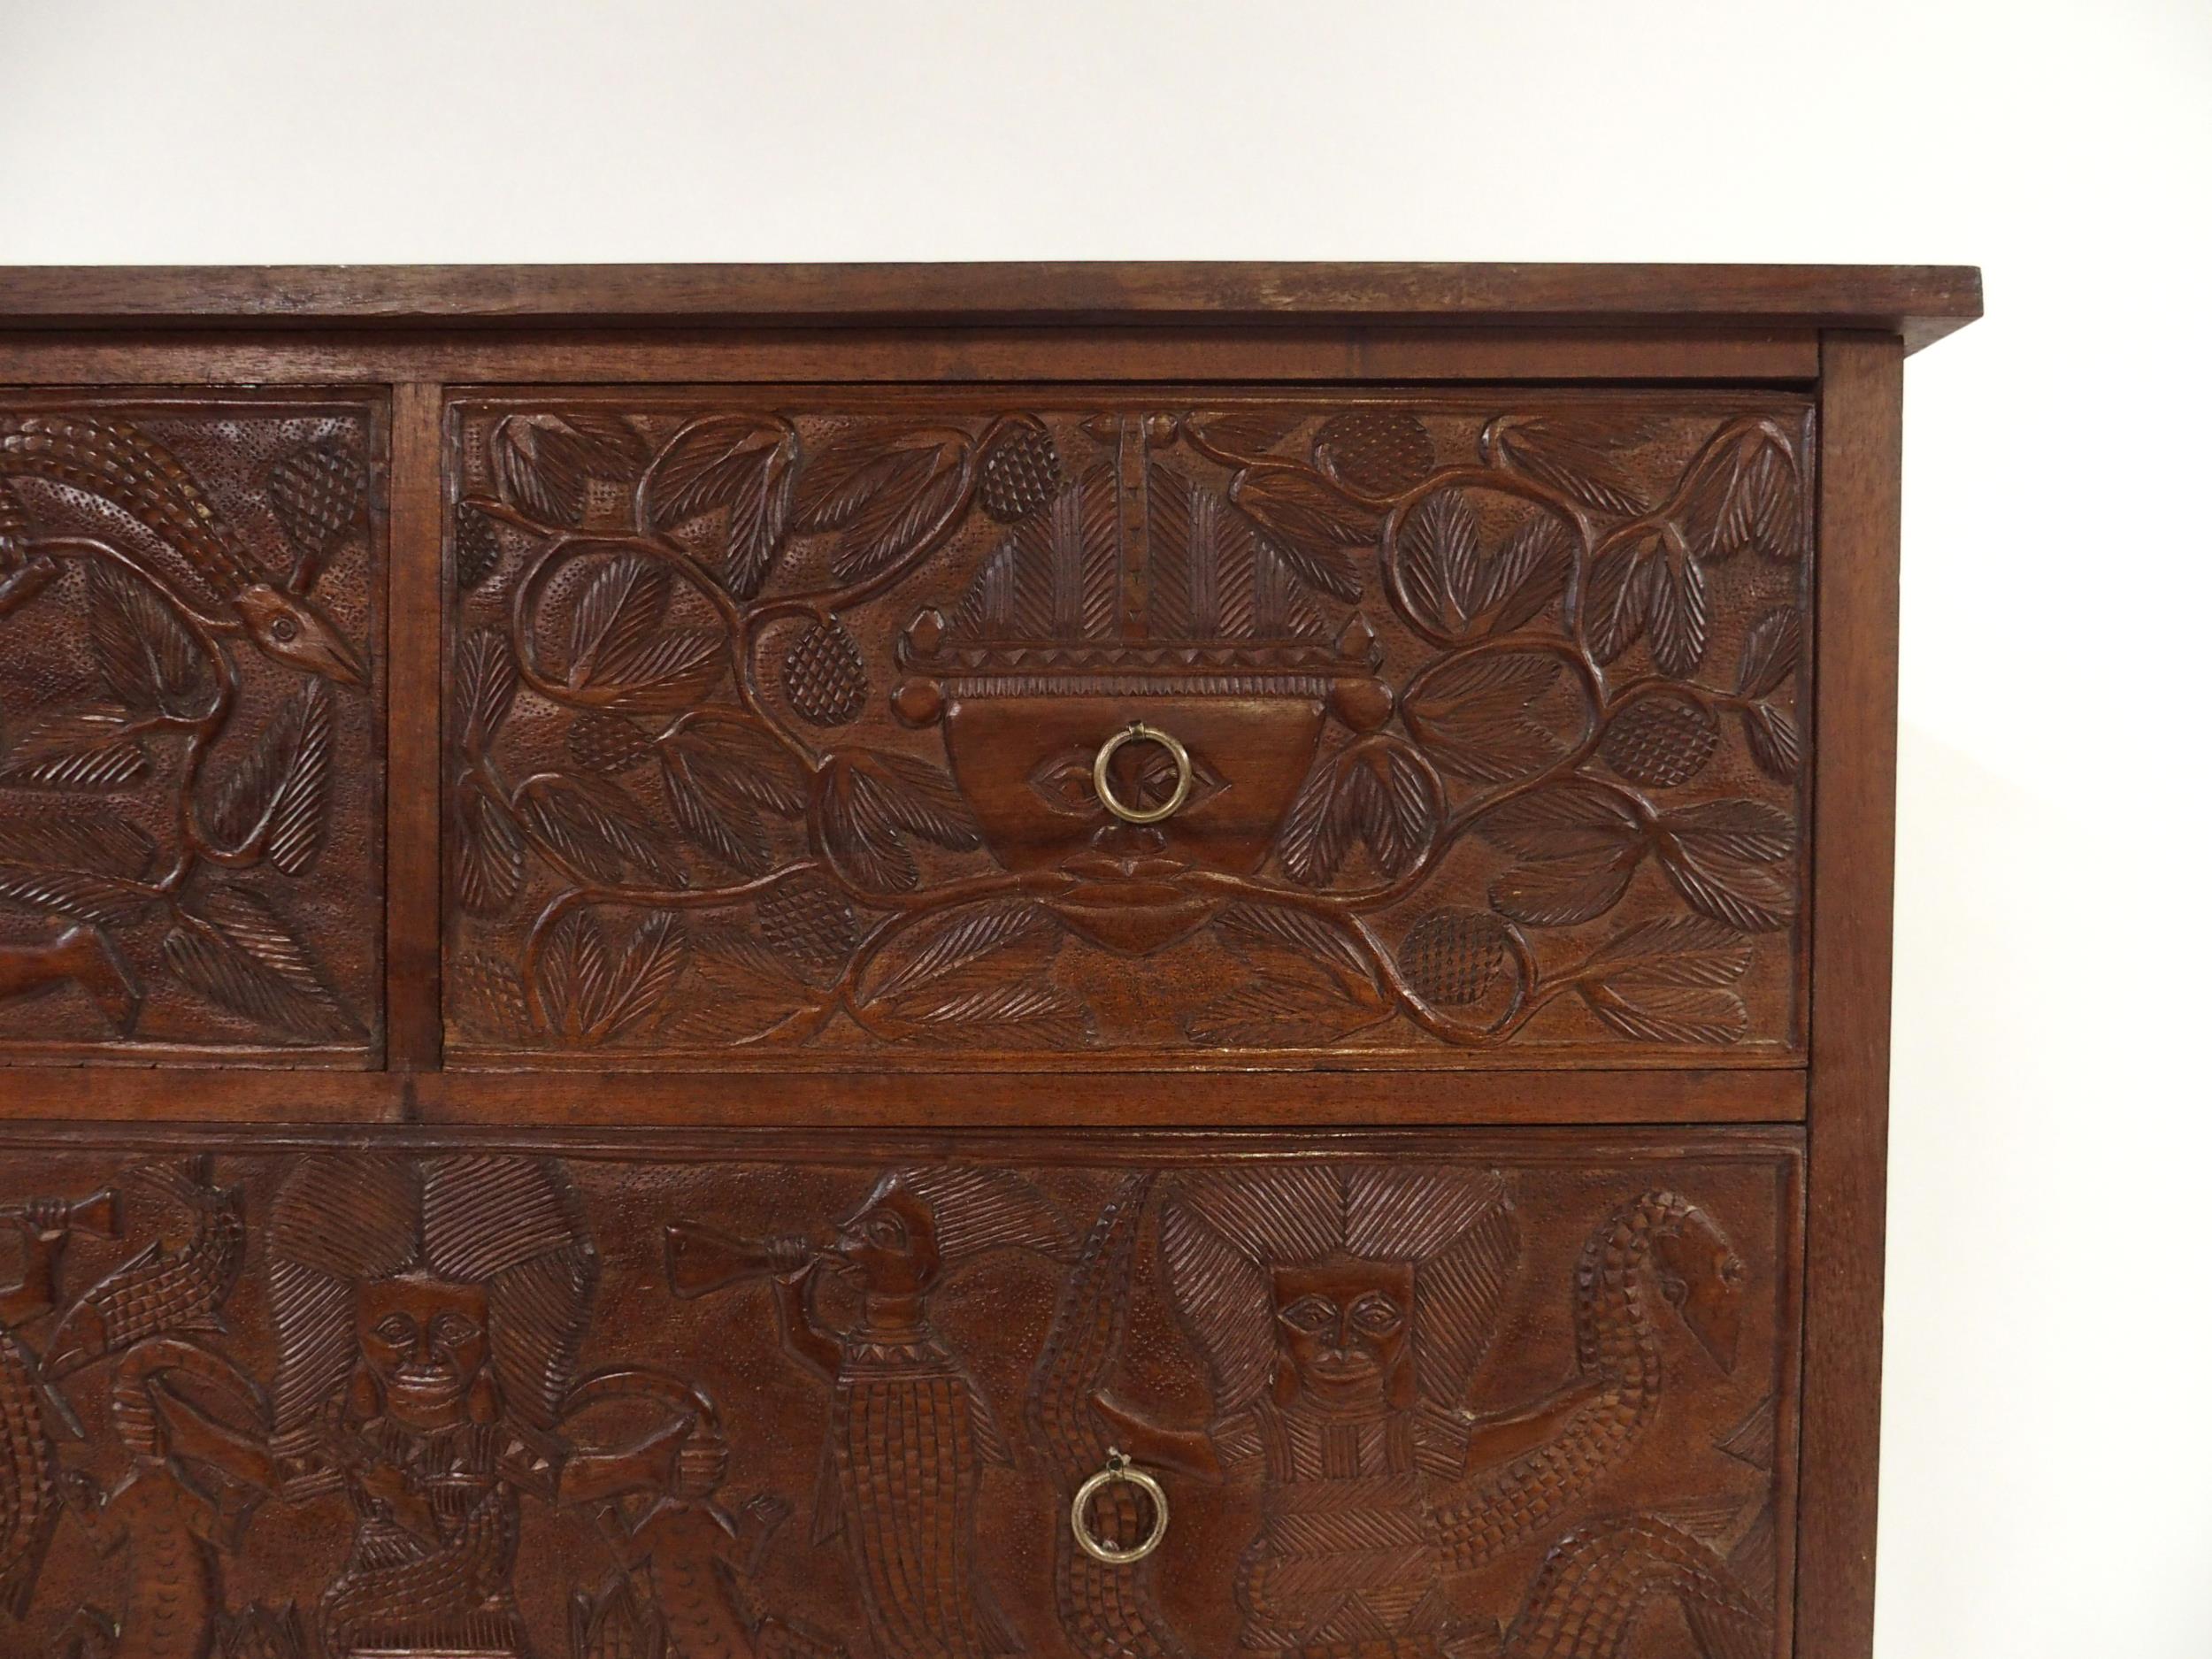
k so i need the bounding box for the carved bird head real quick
[233,582,366,687]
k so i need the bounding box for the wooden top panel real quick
[0,262,1984,350]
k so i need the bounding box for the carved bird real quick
[0,414,366,687]
[44,1159,246,1380]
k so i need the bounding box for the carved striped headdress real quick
[265,1152,596,1491]
[1160,1164,1519,1414]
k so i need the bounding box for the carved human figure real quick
[263,1153,718,1659]
[1094,1167,1520,1659]
[668,1167,1072,1659]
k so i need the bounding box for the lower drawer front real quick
[0,1132,1797,1659]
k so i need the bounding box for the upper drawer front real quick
[445,390,1812,1067]
[0,389,384,1063]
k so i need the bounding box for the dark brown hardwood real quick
[0,264,1974,1659]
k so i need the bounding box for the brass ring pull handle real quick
[1071,1448,1170,1565]
[1092,723,1193,826]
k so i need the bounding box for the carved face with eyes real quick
[1270,1256,1417,1415]
[1649,1207,1746,1374]
[356,1272,493,1431]
[833,1176,941,1300]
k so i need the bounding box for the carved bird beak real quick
[234,582,367,687]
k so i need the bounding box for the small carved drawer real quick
[0,1128,1799,1659]
[442,390,1812,1069]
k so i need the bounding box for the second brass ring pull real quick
[1093,723,1193,826]
[1071,1448,1170,1564]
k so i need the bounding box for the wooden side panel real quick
[443,388,1815,1071]
[0,1126,1798,1659]
[1795,334,1905,1658]
[0,390,385,1062]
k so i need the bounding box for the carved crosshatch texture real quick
[0,1133,1794,1659]
[0,393,384,1062]
[442,392,1813,1067]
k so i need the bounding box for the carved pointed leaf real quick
[205,680,334,874]
[1735,608,1803,700]
[1331,741,1439,877]
[1278,752,1351,885]
[591,911,688,1043]
[1486,417,1650,516]
[163,883,361,1042]
[1489,513,1577,631]
[0,705,150,791]
[1490,842,1645,927]
[535,911,613,1045]
[493,414,647,526]
[828,440,969,584]
[1473,779,1641,857]
[1584,541,1654,663]
[566,555,671,688]
[1217,903,1375,1002]
[1644,549,1710,677]
[659,713,809,817]
[860,900,1061,1006]
[1652,800,1797,932]
[1396,488,1484,634]
[454,629,518,751]
[1230,469,1373,602]
[647,415,782,524]
[1182,950,1389,1048]
[816,750,980,893]
[1581,979,1747,1045]
[85,563,209,716]
[1187,410,1303,458]
[0,812,155,879]
[0,865,152,926]
[660,743,769,874]
[514,774,681,887]
[1684,428,1802,565]
[588,628,726,713]
[887,979,1093,1048]
[1584,916,1754,987]
[455,778,526,917]
[1741,703,1802,781]
[1402,649,1568,785]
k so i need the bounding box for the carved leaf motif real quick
[1182,949,1389,1048]
[795,430,969,584]
[1279,739,1438,883]
[1402,649,1568,786]
[659,713,810,817]
[888,979,1094,1048]
[1735,608,1803,700]
[454,629,518,752]
[1583,916,1755,987]
[1584,539,1655,664]
[659,743,768,874]
[0,812,155,879]
[514,774,681,887]
[779,617,868,726]
[1683,428,1801,565]
[205,680,334,874]
[162,882,361,1041]
[0,865,151,926]
[1187,410,1303,457]
[85,563,209,716]
[815,749,981,893]
[1229,469,1374,602]
[1482,417,1650,517]
[860,900,1062,1007]
[583,628,726,714]
[0,705,150,791]
[644,415,797,600]
[1476,780,1647,927]
[1580,980,1747,1045]
[566,555,671,688]
[455,778,526,917]
[1650,800,1797,932]
[1216,902,1375,999]
[664,942,810,1044]
[1313,409,1435,496]
[1643,545,1711,677]
[1741,703,1801,781]
[1396,491,1577,639]
[493,413,648,526]
[536,910,687,1046]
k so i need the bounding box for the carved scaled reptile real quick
[1433,1191,1747,1570]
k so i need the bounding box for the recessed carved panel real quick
[0,1131,1794,1659]
[444,392,1810,1065]
[0,393,383,1062]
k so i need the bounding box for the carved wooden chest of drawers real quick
[0,263,1978,1659]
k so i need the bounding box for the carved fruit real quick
[780,618,869,726]
[1314,409,1437,496]
[759,879,857,983]
[266,439,366,567]
[1399,908,1514,1007]
[1601,694,1718,787]
[455,503,502,589]
[568,711,654,775]
[979,425,1064,523]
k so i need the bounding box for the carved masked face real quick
[357,1272,492,1432]
[835,1178,941,1298]
[1271,1256,1417,1414]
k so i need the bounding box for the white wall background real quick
[3,2,2207,1652]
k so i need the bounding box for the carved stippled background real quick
[444,391,1812,1067]
[0,394,383,1062]
[0,1134,1793,1659]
